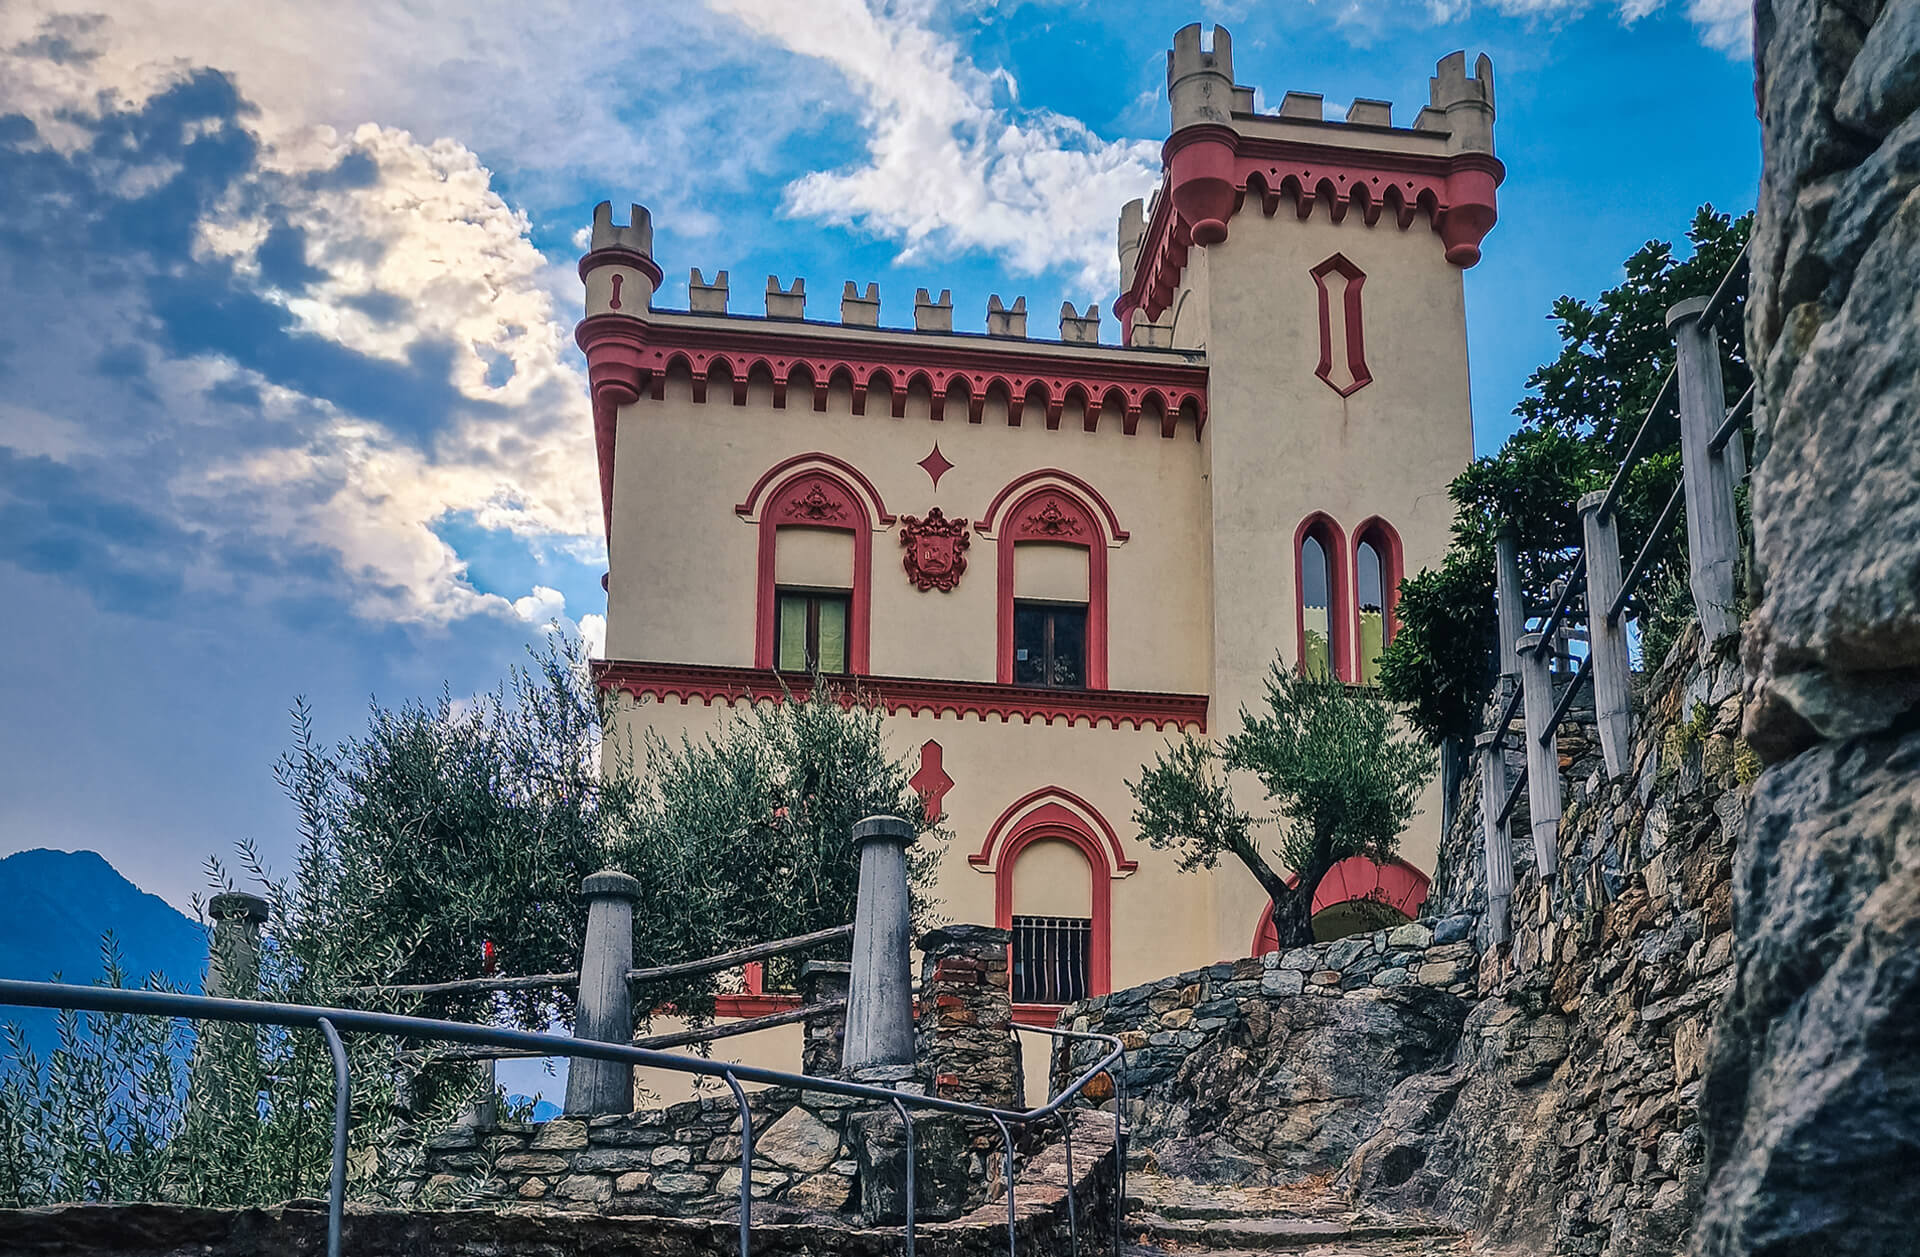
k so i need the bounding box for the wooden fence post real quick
[1668,296,1741,643]
[1475,731,1513,946]
[1579,491,1634,777]
[1493,523,1524,694]
[1516,633,1561,879]
[565,869,640,1116]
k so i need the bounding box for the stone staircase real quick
[1121,1171,1465,1256]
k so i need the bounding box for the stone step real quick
[1126,1212,1459,1251]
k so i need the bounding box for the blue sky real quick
[0,0,1758,916]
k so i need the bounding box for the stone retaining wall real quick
[1346,623,1752,1257]
[1051,927,1478,1181]
[4,1111,1119,1257]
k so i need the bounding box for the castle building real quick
[580,25,1500,1039]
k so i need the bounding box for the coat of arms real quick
[900,507,970,592]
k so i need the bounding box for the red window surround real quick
[980,473,1124,690]
[980,789,1126,1016]
[1294,512,1351,682]
[1310,253,1371,397]
[1350,516,1405,651]
[739,457,891,675]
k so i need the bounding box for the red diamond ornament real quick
[917,443,954,489]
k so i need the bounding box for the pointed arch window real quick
[1352,518,1403,686]
[1295,515,1349,681]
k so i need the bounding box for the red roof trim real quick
[593,660,1208,733]
[1120,135,1504,328]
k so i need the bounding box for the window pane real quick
[816,596,849,674]
[1014,604,1047,686]
[776,593,810,671]
[1357,540,1385,684]
[1301,535,1333,678]
[1050,606,1087,689]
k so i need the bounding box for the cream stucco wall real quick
[1189,204,1474,959]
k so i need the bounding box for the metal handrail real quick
[0,979,1125,1257]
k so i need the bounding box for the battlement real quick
[914,288,953,332]
[690,269,728,313]
[590,202,653,256]
[1429,51,1495,154]
[766,276,805,319]
[1167,23,1235,133]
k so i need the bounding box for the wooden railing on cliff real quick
[1478,246,1752,945]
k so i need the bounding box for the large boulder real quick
[1139,985,1468,1182]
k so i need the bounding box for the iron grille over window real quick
[1010,915,1092,1004]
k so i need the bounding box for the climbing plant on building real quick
[1129,661,1436,948]
[1378,204,1752,751]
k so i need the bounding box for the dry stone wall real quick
[1347,624,1752,1257]
[1052,930,1477,1181]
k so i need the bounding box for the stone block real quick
[614,1171,649,1193]
[495,1152,571,1174]
[1261,968,1305,997]
[1387,922,1434,949]
[650,1144,692,1168]
[755,1105,842,1173]
[528,1119,588,1151]
[651,1172,711,1195]
[554,1174,612,1203]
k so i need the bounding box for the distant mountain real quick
[0,848,208,1060]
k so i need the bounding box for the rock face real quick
[1347,626,1750,1255]
[1690,1,1920,1254]
[1056,935,1476,1183]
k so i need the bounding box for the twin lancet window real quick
[1299,517,1400,685]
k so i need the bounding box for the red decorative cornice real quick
[593,660,1208,733]
[1121,132,1504,327]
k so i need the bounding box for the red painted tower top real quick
[1119,25,1502,339]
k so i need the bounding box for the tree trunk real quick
[1228,833,1322,950]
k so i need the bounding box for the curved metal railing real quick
[0,979,1124,1257]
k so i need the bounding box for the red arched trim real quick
[994,485,1109,689]
[1309,253,1371,397]
[1293,513,1351,682]
[989,800,1118,999]
[969,787,1136,875]
[1248,856,1433,954]
[751,467,874,674]
[975,469,1128,541]
[1350,516,1405,668]
[735,452,896,524]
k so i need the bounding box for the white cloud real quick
[705,0,1160,291]
[1477,0,1751,52]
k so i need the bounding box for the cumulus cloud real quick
[1479,0,1750,52]
[707,0,1161,290]
[0,19,603,634]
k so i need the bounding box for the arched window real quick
[1295,515,1348,681]
[740,457,891,675]
[1352,519,1403,686]
[1008,838,1094,1005]
[1249,856,1432,951]
[977,787,1130,1005]
[982,475,1122,691]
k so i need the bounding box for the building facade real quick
[579,24,1500,1038]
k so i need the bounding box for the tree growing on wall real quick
[1378,206,1752,749]
[1129,661,1436,948]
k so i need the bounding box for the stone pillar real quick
[799,960,851,1077]
[1515,633,1561,879]
[1668,295,1740,644]
[843,815,916,1074]
[564,870,640,1116]
[1494,523,1524,696]
[205,892,269,999]
[917,925,1021,1110]
[1475,732,1513,947]
[1579,491,1634,778]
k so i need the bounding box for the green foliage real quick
[0,642,942,1209]
[0,941,189,1207]
[1379,205,1752,746]
[1130,662,1436,947]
